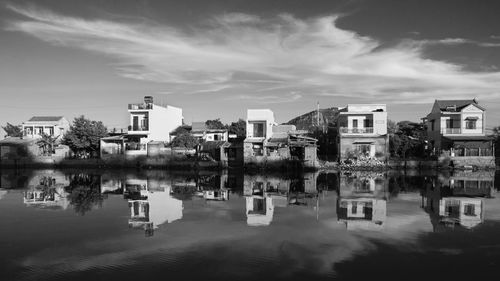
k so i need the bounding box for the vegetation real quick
[170,132,199,148]
[492,126,500,158]
[37,133,59,156]
[389,120,428,159]
[205,118,226,130]
[228,118,246,138]
[63,115,108,158]
[65,174,105,215]
[1,123,23,137]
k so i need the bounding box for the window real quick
[252,122,265,138]
[464,204,476,216]
[465,120,477,129]
[431,120,435,131]
[252,144,263,156]
[352,119,358,128]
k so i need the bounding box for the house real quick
[337,104,389,162]
[191,122,228,142]
[0,137,41,161]
[125,178,183,236]
[127,96,183,148]
[421,172,492,231]
[424,99,494,168]
[100,96,183,157]
[243,109,318,168]
[336,172,388,231]
[22,116,70,140]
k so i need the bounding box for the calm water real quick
[0,169,499,281]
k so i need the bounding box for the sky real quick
[1,0,500,129]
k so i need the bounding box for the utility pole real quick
[317,101,320,127]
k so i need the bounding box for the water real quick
[0,169,499,281]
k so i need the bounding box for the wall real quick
[149,105,183,142]
[246,109,275,139]
[339,136,388,161]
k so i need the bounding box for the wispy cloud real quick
[5,3,500,104]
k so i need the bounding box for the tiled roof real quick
[27,116,64,122]
[435,100,485,111]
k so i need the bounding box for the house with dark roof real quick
[21,116,69,140]
[424,99,494,167]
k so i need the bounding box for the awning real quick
[465,116,479,120]
[353,141,374,144]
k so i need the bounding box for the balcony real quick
[340,127,374,134]
[128,125,149,133]
[442,128,461,134]
[128,103,153,110]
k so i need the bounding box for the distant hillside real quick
[285,107,340,131]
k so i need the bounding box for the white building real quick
[191,122,228,142]
[424,99,494,159]
[338,104,388,161]
[127,96,183,146]
[22,116,70,140]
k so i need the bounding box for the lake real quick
[0,169,499,281]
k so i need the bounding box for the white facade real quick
[22,116,70,140]
[339,104,387,135]
[245,109,276,140]
[128,97,183,144]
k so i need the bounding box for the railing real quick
[340,127,374,134]
[128,103,153,110]
[128,125,149,132]
[442,128,461,134]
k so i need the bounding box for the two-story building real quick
[22,116,70,140]
[243,109,318,168]
[127,96,183,148]
[100,96,183,157]
[337,104,388,162]
[424,99,494,168]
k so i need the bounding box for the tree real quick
[63,116,108,158]
[228,119,246,138]
[170,132,199,148]
[389,121,428,159]
[2,123,22,137]
[171,125,191,135]
[205,118,226,130]
[37,133,59,156]
[65,174,104,215]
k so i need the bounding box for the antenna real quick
[316,101,320,127]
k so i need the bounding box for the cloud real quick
[5,4,500,104]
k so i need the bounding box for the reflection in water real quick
[125,178,183,236]
[244,173,319,226]
[2,169,500,280]
[421,170,494,231]
[337,171,388,231]
[23,172,71,210]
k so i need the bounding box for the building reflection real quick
[421,170,494,231]
[337,172,388,231]
[244,173,319,226]
[21,171,70,210]
[197,173,230,201]
[124,178,183,237]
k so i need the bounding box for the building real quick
[421,171,493,231]
[22,116,70,140]
[244,173,319,226]
[0,137,41,161]
[337,104,388,162]
[424,99,494,168]
[191,122,228,142]
[125,178,183,236]
[100,96,183,157]
[336,172,388,231]
[243,109,318,168]
[127,96,183,148]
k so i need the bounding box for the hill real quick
[284,107,340,131]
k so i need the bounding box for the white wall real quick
[246,109,275,139]
[130,104,183,143]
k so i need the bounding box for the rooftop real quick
[26,116,64,122]
[435,99,485,111]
